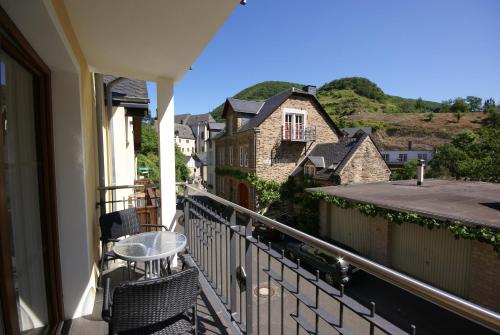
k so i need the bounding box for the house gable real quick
[335,135,391,184]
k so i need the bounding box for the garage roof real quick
[307,179,500,230]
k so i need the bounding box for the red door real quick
[238,183,249,209]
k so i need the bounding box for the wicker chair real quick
[102,267,199,335]
[99,208,167,287]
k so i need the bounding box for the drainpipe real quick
[106,77,126,211]
[94,74,106,216]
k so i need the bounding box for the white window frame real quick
[239,145,249,167]
[304,164,315,177]
[417,153,428,161]
[382,153,389,161]
[283,108,307,141]
[228,146,233,166]
[398,153,408,162]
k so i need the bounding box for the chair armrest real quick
[139,224,168,231]
[102,278,112,322]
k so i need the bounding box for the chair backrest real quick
[99,208,140,241]
[111,267,199,334]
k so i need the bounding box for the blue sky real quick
[147,0,500,116]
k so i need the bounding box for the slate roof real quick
[341,127,372,137]
[174,124,195,140]
[208,122,225,130]
[103,75,148,101]
[174,114,191,125]
[307,180,500,229]
[227,98,264,114]
[195,152,208,165]
[175,113,215,125]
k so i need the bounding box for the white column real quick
[157,78,176,231]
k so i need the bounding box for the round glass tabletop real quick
[113,231,187,262]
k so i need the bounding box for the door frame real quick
[0,6,64,334]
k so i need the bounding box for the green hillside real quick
[211,77,442,122]
[211,81,304,121]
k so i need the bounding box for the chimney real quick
[303,85,317,96]
[408,141,413,151]
[417,159,425,186]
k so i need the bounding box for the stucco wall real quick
[337,137,391,184]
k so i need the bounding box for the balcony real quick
[282,126,317,142]
[67,184,499,334]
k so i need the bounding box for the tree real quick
[465,96,482,112]
[137,120,160,182]
[451,98,468,122]
[391,159,419,180]
[429,128,500,182]
[483,98,496,113]
[175,145,190,182]
[415,97,424,111]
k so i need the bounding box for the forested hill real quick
[211,81,304,121]
[210,77,443,122]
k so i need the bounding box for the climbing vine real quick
[215,168,283,213]
[310,191,500,252]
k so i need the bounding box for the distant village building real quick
[174,123,196,156]
[174,112,215,154]
[207,122,225,192]
[380,141,434,167]
[214,86,389,209]
[309,180,500,313]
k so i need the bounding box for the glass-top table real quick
[113,231,187,262]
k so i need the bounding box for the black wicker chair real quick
[102,267,199,335]
[99,208,167,287]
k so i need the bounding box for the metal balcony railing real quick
[97,183,161,225]
[179,183,500,335]
[281,126,316,142]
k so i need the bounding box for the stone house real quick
[294,130,391,185]
[215,86,343,209]
[174,112,215,154]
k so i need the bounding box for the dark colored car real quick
[286,239,362,286]
[253,212,295,241]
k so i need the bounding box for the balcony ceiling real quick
[64,0,238,81]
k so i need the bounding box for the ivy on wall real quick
[215,167,500,251]
[310,191,500,252]
[215,167,282,213]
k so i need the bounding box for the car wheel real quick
[324,273,335,286]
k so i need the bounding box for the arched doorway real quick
[238,182,249,209]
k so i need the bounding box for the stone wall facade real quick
[336,136,391,184]
[255,96,339,182]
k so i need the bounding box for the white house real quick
[174,123,196,156]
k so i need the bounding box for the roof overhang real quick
[64,0,239,81]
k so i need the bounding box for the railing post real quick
[183,186,190,249]
[245,218,254,334]
[229,209,238,320]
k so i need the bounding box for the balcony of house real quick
[67,184,500,335]
[281,126,317,142]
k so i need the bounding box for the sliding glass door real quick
[0,47,50,334]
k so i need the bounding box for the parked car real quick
[285,239,362,286]
[253,212,295,241]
